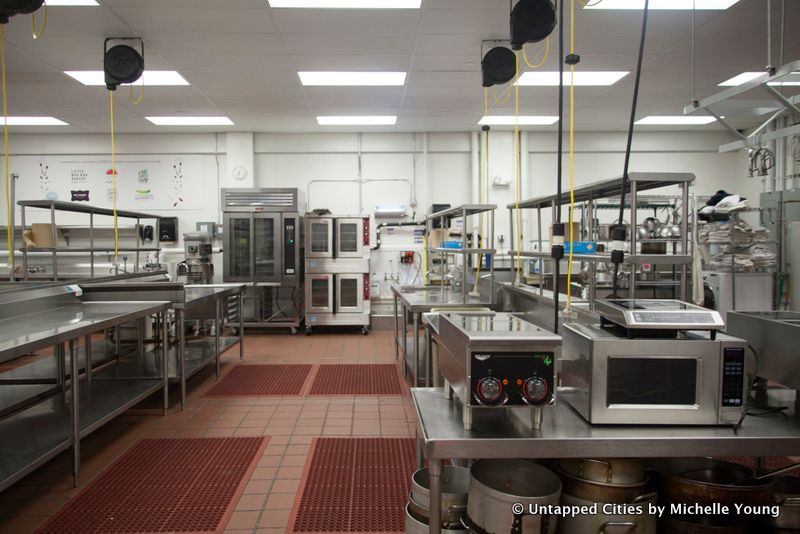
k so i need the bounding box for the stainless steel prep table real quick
[412,387,800,534]
[391,285,492,387]
[0,286,170,492]
[80,282,245,408]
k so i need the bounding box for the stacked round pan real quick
[555,458,657,534]
[406,465,469,534]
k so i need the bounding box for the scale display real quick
[596,299,725,331]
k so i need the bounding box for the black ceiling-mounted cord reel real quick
[0,0,44,24]
[104,38,145,91]
[482,46,517,87]
[510,0,556,51]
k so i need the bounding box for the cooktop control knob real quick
[524,377,549,404]
[476,377,503,405]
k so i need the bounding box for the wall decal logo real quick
[137,169,149,184]
[71,190,90,202]
[70,169,88,184]
[135,188,154,201]
[39,162,52,199]
[171,161,184,207]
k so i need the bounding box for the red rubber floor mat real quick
[308,364,404,396]
[205,364,312,397]
[37,437,268,534]
[720,456,800,476]
[290,438,415,533]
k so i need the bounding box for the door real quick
[336,218,365,258]
[253,214,281,283]
[306,274,334,313]
[305,218,333,258]
[336,274,364,313]
[223,214,252,282]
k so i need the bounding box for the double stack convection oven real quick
[222,188,305,334]
[303,214,371,334]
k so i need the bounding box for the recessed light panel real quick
[517,71,629,86]
[635,116,717,125]
[269,0,421,7]
[720,71,800,87]
[317,116,397,125]
[65,70,189,86]
[44,0,98,5]
[146,117,234,126]
[1,117,68,126]
[478,116,559,125]
[586,0,740,9]
[299,71,406,86]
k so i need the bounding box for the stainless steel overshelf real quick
[427,247,497,255]
[17,200,160,220]
[0,378,162,492]
[412,387,800,459]
[507,173,696,210]
[392,285,491,313]
[508,250,693,266]
[0,301,172,363]
[427,204,497,221]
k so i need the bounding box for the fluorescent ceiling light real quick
[2,117,68,126]
[586,0,740,9]
[269,0,421,7]
[299,71,406,86]
[146,117,234,126]
[317,116,397,125]
[44,0,98,5]
[64,70,189,86]
[517,71,629,86]
[479,116,559,126]
[635,116,717,125]
[720,71,800,87]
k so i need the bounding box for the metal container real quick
[556,466,651,504]
[467,459,561,534]
[765,476,800,530]
[557,490,657,534]
[410,466,469,525]
[558,459,647,486]
[659,515,749,533]
[406,503,466,534]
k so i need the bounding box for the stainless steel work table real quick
[412,387,800,534]
[80,282,245,408]
[392,285,491,387]
[0,295,170,492]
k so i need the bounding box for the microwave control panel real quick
[470,351,556,407]
[721,347,746,407]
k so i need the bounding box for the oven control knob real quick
[524,378,549,404]
[476,377,503,404]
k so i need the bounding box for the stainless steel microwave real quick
[559,323,751,426]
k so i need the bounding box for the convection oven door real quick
[336,274,364,313]
[306,274,334,314]
[335,218,365,258]
[305,218,333,259]
[223,213,252,283]
[253,213,281,283]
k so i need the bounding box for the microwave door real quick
[336,274,363,313]
[307,274,334,313]
[336,218,364,258]
[307,219,333,259]
[223,213,253,283]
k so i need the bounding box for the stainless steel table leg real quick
[114,326,120,356]
[84,335,92,384]
[415,431,423,469]
[55,343,65,391]
[425,326,432,388]
[413,312,420,387]
[178,309,186,409]
[162,312,169,416]
[215,299,222,379]
[69,339,80,488]
[428,458,443,534]
[393,293,399,360]
[137,318,145,359]
[402,305,408,379]
[239,292,244,360]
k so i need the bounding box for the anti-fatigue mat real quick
[308,364,404,396]
[290,437,415,533]
[204,364,312,397]
[721,456,800,476]
[37,437,267,534]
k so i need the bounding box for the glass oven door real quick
[306,274,334,314]
[223,213,252,282]
[305,218,333,259]
[336,274,363,313]
[335,218,365,258]
[253,214,281,283]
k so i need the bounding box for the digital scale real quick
[595,299,725,339]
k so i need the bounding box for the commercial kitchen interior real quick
[0,0,799,533]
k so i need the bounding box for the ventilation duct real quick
[510,0,556,51]
[0,0,44,24]
[482,46,517,87]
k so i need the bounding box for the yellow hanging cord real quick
[31,2,47,40]
[566,0,577,309]
[491,85,513,106]
[1,26,10,267]
[514,52,522,280]
[109,90,119,260]
[130,78,144,105]
[522,37,549,69]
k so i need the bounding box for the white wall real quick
[1,129,758,289]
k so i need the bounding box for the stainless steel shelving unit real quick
[18,200,161,281]
[507,172,695,305]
